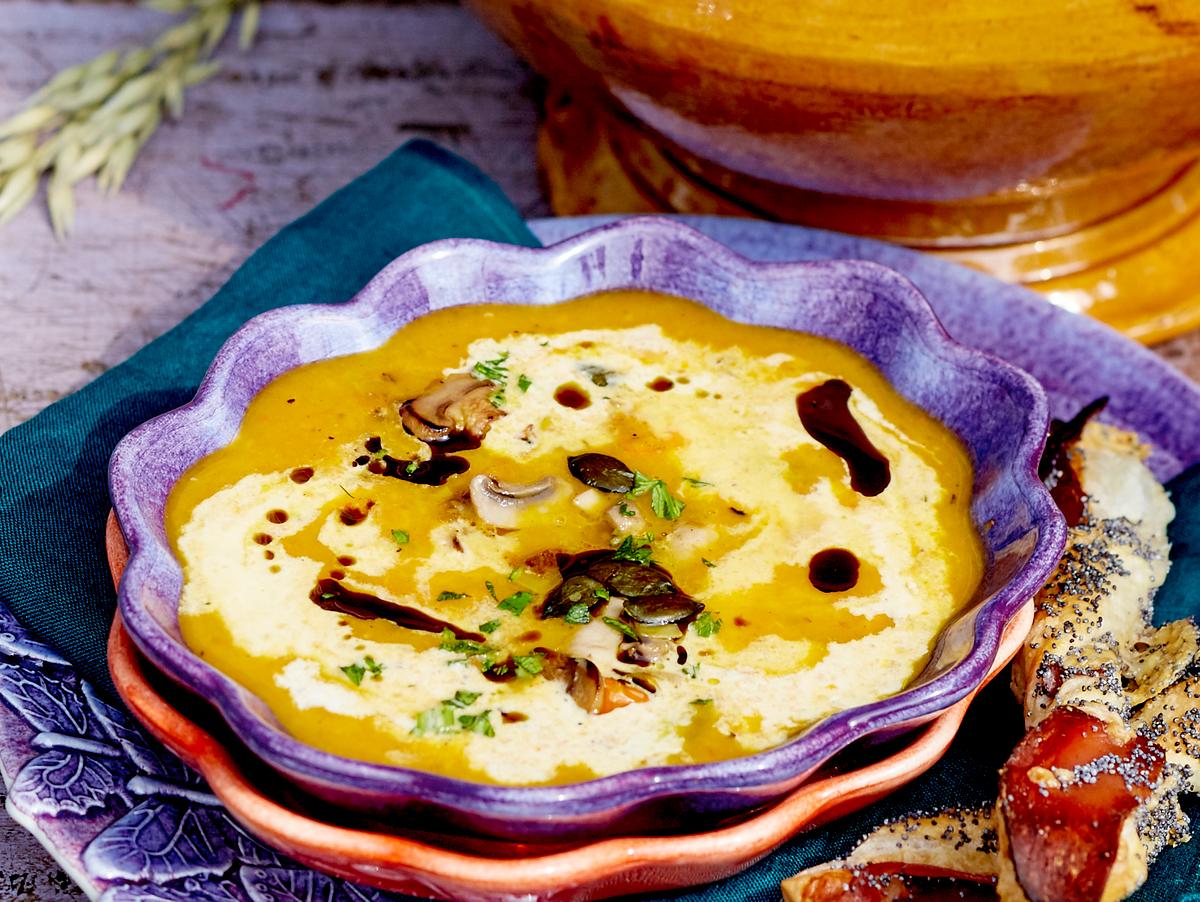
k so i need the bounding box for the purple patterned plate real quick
[108,217,1065,840]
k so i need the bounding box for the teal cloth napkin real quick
[0,140,537,699]
[0,137,1196,900]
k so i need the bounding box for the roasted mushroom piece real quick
[617,636,677,667]
[469,475,559,529]
[538,650,651,714]
[564,656,605,713]
[400,373,503,446]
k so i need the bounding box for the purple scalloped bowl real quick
[109,217,1065,841]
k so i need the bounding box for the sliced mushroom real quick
[617,636,677,667]
[538,649,650,714]
[538,650,603,712]
[565,598,626,668]
[536,648,575,682]
[567,453,635,493]
[568,658,605,712]
[469,475,559,529]
[400,373,503,445]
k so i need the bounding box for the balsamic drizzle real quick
[311,578,484,642]
[808,548,861,593]
[796,379,891,496]
[353,435,474,487]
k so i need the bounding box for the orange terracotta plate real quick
[106,513,1033,900]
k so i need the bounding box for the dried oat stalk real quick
[0,0,261,238]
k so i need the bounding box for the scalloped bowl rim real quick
[109,217,1065,823]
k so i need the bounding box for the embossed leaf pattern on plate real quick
[0,602,403,901]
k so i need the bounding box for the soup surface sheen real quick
[169,291,983,785]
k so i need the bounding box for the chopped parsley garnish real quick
[485,580,498,600]
[682,663,701,679]
[508,566,524,581]
[612,533,655,564]
[498,590,534,616]
[405,460,420,475]
[459,711,496,736]
[618,502,637,518]
[472,351,510,408]
[595,585,611,601]
[691,698,713,706]
[412,693,495,738]
[602,617,638,641]
[411,705,457,736]
[631,472,686,520]
[340,655,383,686]
[682,476,712,487]
[390,529,409,547]
[695,611,722,637]
[478,619,502,634]
[437,590,468,601]
[438,628,488,656]
[481,653,542,680]
[652,483,686,519]
[514,653,544,676]
[320,591,336,600]
[564,603,592,625]
[472,351,509,383]
[701,557,717,569]
[517,373,532,392]
[484,658,512,679]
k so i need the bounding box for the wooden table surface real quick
[1,1,1198,897]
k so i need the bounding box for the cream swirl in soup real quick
[168,291,983,785]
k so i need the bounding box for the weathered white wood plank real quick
[0,0,543,431]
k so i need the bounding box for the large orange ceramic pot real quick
[468,0,1200,342]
